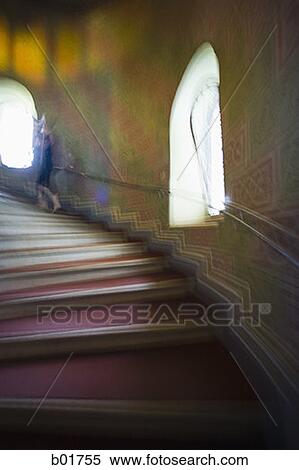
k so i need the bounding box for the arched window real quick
[0,78,37,169]
[169,43,225,226]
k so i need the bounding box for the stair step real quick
[1,253,162,276]
[0,254,167,291]
[0,297,200,336]
[0,207,83,222]
[0,241,148,268]
[0,192,35,206]
[0,323,212,361]
[0,272,191,319]
[0,343,269,445]
[0,231,126,250]
[0,295,209,360]
[0,216,102,229]
[0,342,256,400]
[0,399,266,446]
[0,272,190,302]
[0,208,82,223]
[0,193,70,216]
[0,221,108,236]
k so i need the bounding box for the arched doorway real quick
[169,43,225,226]
[0,78,37,169]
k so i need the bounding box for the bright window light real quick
[209,98,225,214]
[191,83,225,216]
[169,43,225,226]
[0,101,34,169]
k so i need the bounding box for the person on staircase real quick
[35,119,61,213]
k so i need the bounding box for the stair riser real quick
[0,211,82,222]
[0,327,212,361]
[1,218,97,227]
[0,233,125,250]
[0,399,264,444]
[0,225,107,236]
[0,263,166,291]
[0,284,189,319]
[0,244,147,268]
[0,203,80,220]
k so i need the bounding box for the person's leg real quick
[36,163,51,210]
[36,168,61,212]
[49,170,61,212]
[51,192,61,212]
[36,184,49,209]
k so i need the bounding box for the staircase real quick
[0,191,277,448]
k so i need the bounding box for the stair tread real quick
[0,272,188,303]
[0,298,199,337]
[0,231,123,240]
[0,208,82,222]
[0,226,110,235]
[0,253,163,275]
[0,240,145,256]
[0,343,256,401]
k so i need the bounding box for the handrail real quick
[53,166,170,195]
[225,201,299,240]
[53,166,299,268]
[222,210,299,269]
[54,166,212,205]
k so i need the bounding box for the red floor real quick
[0,343,255,401]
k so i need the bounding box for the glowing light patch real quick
[96,185,109,205]
[13,26,46,85]
[0,102,34,169]
[0,17,9,71]
[56,25,81,78]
